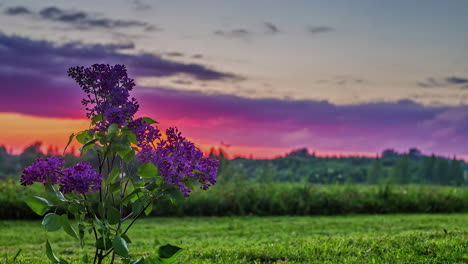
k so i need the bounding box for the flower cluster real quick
[138,127,218,196]
[20,157,101,194]
[67,64,218,196]
[128,118,161,149]
[67,64,139,130]
[20,157,64,185]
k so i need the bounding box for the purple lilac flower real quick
[68,64,139,130]
[20,157,64,186]
[128,118,161,149]
[138,127,218,196]
[59,162,101,194]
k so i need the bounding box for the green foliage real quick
[138,163,158,178]
[154,183,467,216]
[25,196,52,216]
[42,213,62,232]
[112,236,129,257]
[45,239,68,264]
[1,181,467,218]
[367,158,382,184]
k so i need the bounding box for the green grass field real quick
[1,214,467,263]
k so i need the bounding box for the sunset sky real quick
[1,0,468,158]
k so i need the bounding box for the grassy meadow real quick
[1,214,467,264]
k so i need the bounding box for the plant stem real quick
[123,198,154,235]
[93,248,98,264]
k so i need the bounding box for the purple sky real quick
[1,0,468,158]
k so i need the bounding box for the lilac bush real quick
[21,64,218,264]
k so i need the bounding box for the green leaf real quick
[91,114,103,124]
[107,206,121,225]
[110,181,121,193]
[63,133,75,155]
[137,162,158,178]
[119,148,135,163]
[121,189,140,206]
[95,237,112,250]
[112,236,129,257]
[79,138,98,153]
[96,131,109,144]
[122,128,138,145]
[45,184,67,203]
[42,213,62,232]
[60,214,78,239]
[94,215,107,233]
[132,197,148,214]
[108,123,119,135]
[127,131,138,145]
[142,117,158,124]
[76,130,92,144]
[25,196,51,216]
[121,234,132,244]
[144,202,153,216]
[158,244,183,262]
[132,197,146,214]
[45,240,69,264]
[111,141,129,153]
[106,167,120,184]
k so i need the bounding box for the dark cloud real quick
[5,6,31,15]
[214,29,250,38]
[308,26,334,34]
[4,5,157,31]
[418,76,468,89]
[192,54,203,59]
[133,88,468,154]
[446,76,468,85]
[0,32,240,84]
[264,22,280,34]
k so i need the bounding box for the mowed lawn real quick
[1,214,467,263]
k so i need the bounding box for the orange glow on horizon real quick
[0,113,89,154]
[3,112,459,161]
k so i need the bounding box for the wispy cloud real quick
[5,6,31,15]
[127,0,152,11]
[215,22,281,39]
[308,26,334,34]
[165,52,184,57]
[214,28,250,38]
[418,76,468,89]
[4,6,159,31]
[317,77,364,86]
[264,22,280,34]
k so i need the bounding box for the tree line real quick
[0,142,466,186]
[210,147,466,186]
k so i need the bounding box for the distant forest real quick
[0,142,466,186]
